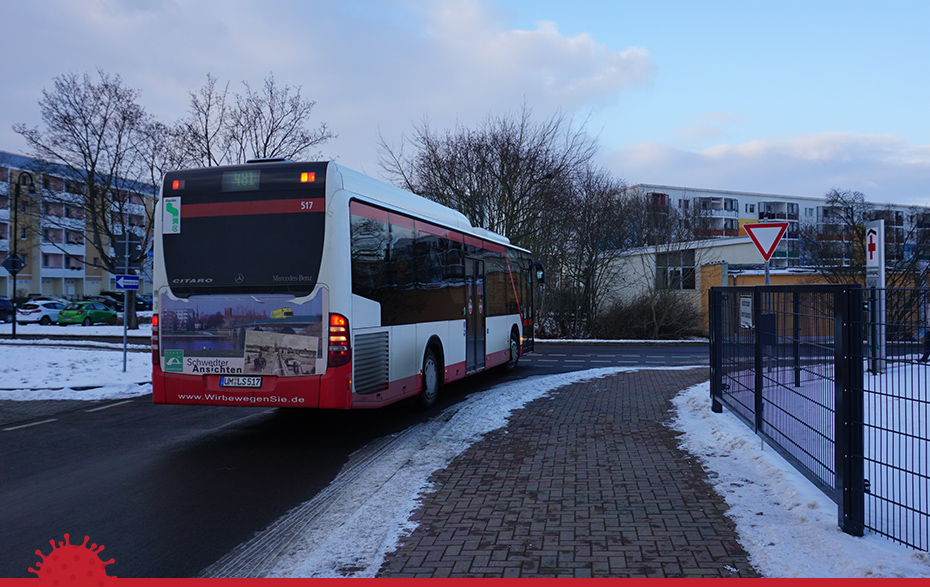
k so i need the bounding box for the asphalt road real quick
[0,341,708,578]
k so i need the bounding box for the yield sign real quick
[743,222,789,262]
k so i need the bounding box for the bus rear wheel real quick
[502,329,520,373]
[416,347,441,410]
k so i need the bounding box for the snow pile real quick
[671,383,930,578]
[0,344,151,401]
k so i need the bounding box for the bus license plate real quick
[220,376,262,388]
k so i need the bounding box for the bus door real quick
[522,267,535,353]
[465,258,486,372]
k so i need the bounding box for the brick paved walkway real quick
[377,368,760,578]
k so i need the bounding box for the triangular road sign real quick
[743,222,789,262]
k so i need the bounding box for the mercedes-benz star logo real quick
[235,273,244,284]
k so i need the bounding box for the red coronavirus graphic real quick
[28,534,116,586]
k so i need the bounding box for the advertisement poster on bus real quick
[158,290,325,376]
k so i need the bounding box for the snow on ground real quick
[671,383,930,578]
[0,321,151,339]
[1,341,927,577]
[0,343,152,401]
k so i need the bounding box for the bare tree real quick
[378,104,597,253]
[796,189,871,284]
[594,187,708,339]
[228,74,335,163]
[175,73,234,167]
[172,73,336,167]
[544,165,628,337]
[13,69,155,327]
[797,188,930,287]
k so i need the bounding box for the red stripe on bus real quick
[350,201,390,223]
[390,213,415,230]
[181,198,325,218]
[464,235,483,248]
[416,220,447,239]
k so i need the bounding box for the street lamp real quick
[11,171,36,339]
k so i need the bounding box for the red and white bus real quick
[151,160,543,409]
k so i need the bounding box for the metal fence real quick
[709,284,930,551]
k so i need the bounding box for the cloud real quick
[380,1,654,121]
[0,0,654,178]
[675,111,746,145]
[609,133,930,206]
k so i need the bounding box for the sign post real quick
[744,222,789,285]
[866,219,886,373]
[116,230,142,372]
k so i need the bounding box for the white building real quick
[0,151,155,300]
[630,184,930,269]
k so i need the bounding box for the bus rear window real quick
[161,164,327,297]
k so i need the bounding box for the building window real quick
[65,180,85,194]
[745,204,755,213]
[21,227,28,240]
[656,249,696,290]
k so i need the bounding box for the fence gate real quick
[710,284,930,551]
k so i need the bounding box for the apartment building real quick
[0,151,154,300]
[632,184,930,269]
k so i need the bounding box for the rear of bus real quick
[151,161,353,409]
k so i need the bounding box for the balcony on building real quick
[696,196,739,219]
[759,201,800,221]
[41,252,84,278]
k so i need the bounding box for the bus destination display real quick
[222,169,260,192]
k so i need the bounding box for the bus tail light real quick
[152,313,160,367]
[328,313,351,367]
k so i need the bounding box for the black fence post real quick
[753,288,764,433]
[710,288,724,413]
[793,290,802,387]
[836,285,865,536]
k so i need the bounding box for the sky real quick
[2,326,929,578]
[1,0,929,205]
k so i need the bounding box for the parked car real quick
[57,301,118,326]
[82,295,123,312]
[136,294,153,311]
[100,290,152,312]
[27,294,69,303]
[17,300,67,325]
[0,297,13,323]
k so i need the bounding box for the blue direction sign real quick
[115,274,140,290]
